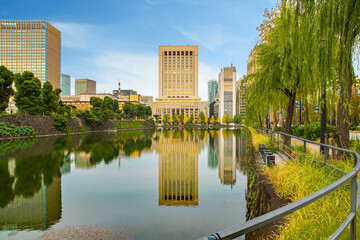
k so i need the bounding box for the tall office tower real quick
[75,78,96,96]
[236,77,246,121]
[0,20,61,88]
[154,45,205,121]
[207,79,218,104]
[218,65,236,120]
[60,74,71,96]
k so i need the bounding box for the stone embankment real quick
[0,115,155,140]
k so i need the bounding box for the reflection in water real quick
[156,129,205,206]
[0,129,248,239]
[0,156,61,230]
[207,129,247,186]
[0,130,155,231]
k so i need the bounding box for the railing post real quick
[350,172,357,240]
[303,141,306,154]
[324,146,328,164]
[277,133,280,150]
[289,136,292,156]
[282,135,285,152]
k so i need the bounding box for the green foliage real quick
[0,66,15,113]
[14,71,43,115]
[199,111,205,124]
[53,115,69,130]
[189,113,194,124]
[291,125,305,137]
[163,114,169,124]
[0,122,36,137]
[42,82,61,116]
[116,121,143,129]
[122,102,151,119]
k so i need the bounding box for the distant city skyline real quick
[6,0,358,101]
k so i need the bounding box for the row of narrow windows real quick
[164,51,193,56]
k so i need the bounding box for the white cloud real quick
[92,51,158,97]
[52,22,97,50]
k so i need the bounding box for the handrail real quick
[198,128,360,240]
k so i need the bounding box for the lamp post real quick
[320,40,326,154]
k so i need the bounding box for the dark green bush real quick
[302,122,338,140]
[53,115,69,130]
[274,126,282,132]
[291,125,305,137]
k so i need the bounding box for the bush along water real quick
[290,122,338,141]
[0,122,36,137]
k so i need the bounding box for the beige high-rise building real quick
[218,66,236,120]
[0,20,61,113]
[0,20,61,88]
[153,45,205,121]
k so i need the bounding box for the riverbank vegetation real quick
[245,0,360,151]
[249,128,360,239]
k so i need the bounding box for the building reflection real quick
[75,152,95,169]
[235,131,247,174]
[156,129,204,206]
[0,159,61,230]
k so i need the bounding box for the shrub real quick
[275,126,283,132]
[291,125,305,137]
[53,115,69,130]
[0,122,36,137]
[303,122,338,141]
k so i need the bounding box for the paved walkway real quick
[350,132,360,140]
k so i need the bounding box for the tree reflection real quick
[0,161,15,208]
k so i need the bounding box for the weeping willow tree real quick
[246,0,359,149]
[246,2,321,146]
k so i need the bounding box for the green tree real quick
[199,111,205,124]
[163,114,169,124]
[172,114,179,125]
[42,82,61,116]
[0,66,15,113]
[179,113,184,124]
[122,102,136,119]
[189,113,194,124]
[14,71,43,115]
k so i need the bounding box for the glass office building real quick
[60,74,71,96]
[0,20,61,88]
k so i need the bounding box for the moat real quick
[0,129,248,240]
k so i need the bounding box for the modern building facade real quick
[236,77,246,121]
[218,66,236,120]
[75,78,96,96]
[153,45,205,121]
[0,20,61,113]
[60,74,71,96]
[208,79,218,104]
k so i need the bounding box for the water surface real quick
[0,129,248,240]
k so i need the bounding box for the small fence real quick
[198,128,360,240]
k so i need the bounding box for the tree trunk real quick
[284,94,296,146]
[336,62,352,150]
[259,115,263,128]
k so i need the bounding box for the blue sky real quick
[1,0,279,100]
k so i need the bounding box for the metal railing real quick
[198,128,360,240]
